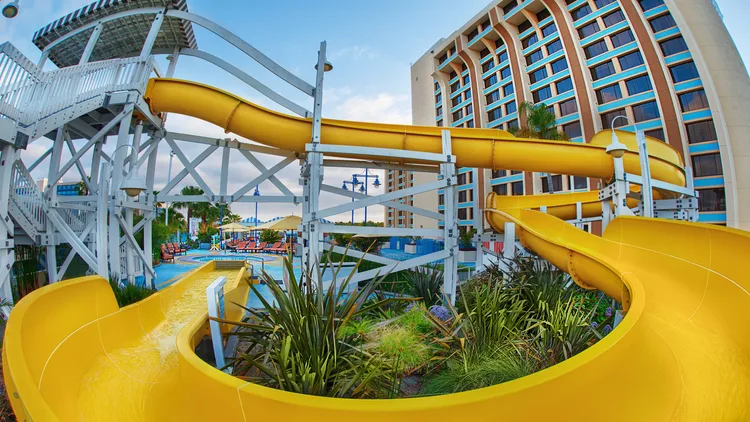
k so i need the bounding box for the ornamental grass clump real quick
[216,256,403,398]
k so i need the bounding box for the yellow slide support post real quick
[3,79,749,420]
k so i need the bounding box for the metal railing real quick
[9,159,46,233]
[0,42,153,129]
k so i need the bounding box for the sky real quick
[2,0,749,223]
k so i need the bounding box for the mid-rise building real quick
[398,0,750,232]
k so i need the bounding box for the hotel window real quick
[686,120,717,143]
[465,90,472,100]
[697,188,725,212]
[625,74,652,95]
[506,101,517,114]
[438,53,448,64]
[650,13,676,32]
[533,86,552,102]
[463,74,470,85]
[501,66,511,79]
[692,153,723,177]
[484,74,498,88]
[638,0,665,12]
[438,194,445,205]
[522,33,539,49]
[610,29,635,48]
[434,81,440,91]
[498,50,508,63]
[632,101,660,122]
[559,98,578,116]
[462,63,467,71]
[660,36,688,56]
[546,39,563,55]
[450,81,460,92]
[551,57,568,74]
[573,176,588,189]
[594,0,616,7]
[571,4,592,21]
[584,40,608,59]
[492,169,506,178]
[679,89,709,112]
[466,119,475,128]
[645,128,665,141]
[436,106,443,117]
[670,61,700,83]
[449,70,457,79]
[466,104,473,115]
[602,10,625,27]
[488,108,503,122]
[591,61,616,80]
[564,121,582,138]
[556,77,573,93]
[537,8,551,21]
[495,38,505,49]
[437,119,444,127]
[542,23,557,38]
[458,189,474,202]
[602,109,627,128]
[503,83,514,96]
[480,48,490,59]
[526,49,544,65]
[467,28,479,42]
[436,93,442,103]
[452,96,461,107]
[508,119,519,130]
[530,67,548,84]
[542,175,563,193]
[511,181,524,195]
[596,84,622,103]
[518,19,532,33]
[503,0,519,15]
[578,22,600,39]
[493,184,508,195]
[482,59,495,73]
[453,110,463,121]
[458,208,473,220]
[486,90,500,105]
[618,51,644,70]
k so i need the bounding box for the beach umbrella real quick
[252,215,302,231]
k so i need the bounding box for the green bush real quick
[109,279,157,307]
[259,229,281,244]
[403,266,443,307]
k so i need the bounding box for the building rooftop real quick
[32,0,198,68]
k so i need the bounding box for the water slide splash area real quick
[3,78,749,420]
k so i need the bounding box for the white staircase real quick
[8,159,45,240]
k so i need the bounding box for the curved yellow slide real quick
[3,79,749,420]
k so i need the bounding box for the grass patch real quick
[109,280,157,307]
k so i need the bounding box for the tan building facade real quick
[393,0,750,232]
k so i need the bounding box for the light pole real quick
[343,169,380,224]
[165,150,174,225]
[607,116,653,218]
[341,177,361,224]
[253,185,260,240]
[112,145,146,197]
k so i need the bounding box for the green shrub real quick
[259,228,281,244]
[218,257,403,398]
[109,279,157,307]
[370,325,431,374]
[403,266,443,307]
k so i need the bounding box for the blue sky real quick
[2,0,749,222]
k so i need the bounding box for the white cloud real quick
[329,45,379,61]
[329,92,411,124]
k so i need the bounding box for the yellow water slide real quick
[4,79,749,420]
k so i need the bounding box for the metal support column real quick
[472,168,483,272]
[144,136,160,288]
[302,41,327,281]
[78,22,103,65]
[140,11,165,58]
[636,129,654,218]
[124,121,144,284]
[109,107,134,281]
[96,161,110,280]
[441,130,459,305]
[0,143,17,313]
[45,127,66,283]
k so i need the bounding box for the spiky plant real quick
[403,265,444,307]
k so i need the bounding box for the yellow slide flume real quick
[4,79,749,420]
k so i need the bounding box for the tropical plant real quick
[526,298,597,364]
[108,278,157,307]
[259,228,281,244]
[403,266,443,307]
[173,186,230,226]
[509,101,569,141]
[222,213,242,224]
[218,257,401,398]
[459,228,476,250]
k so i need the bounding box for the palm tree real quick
[222,213,242,224]
[510,101,569,141]
[172,186,204,224]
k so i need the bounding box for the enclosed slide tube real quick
[4,79,749,420]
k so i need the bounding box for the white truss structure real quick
[0,5,699,317]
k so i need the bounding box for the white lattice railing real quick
[0,42,153,128]
[119,244,144,280]
[9,159,46,232]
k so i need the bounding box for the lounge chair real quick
[172,242,186,255]
[237,241,253,253]
[235,241,248,252]
[252,242,267,253]
[160,244,174,262]
[264,242,281,253]
[166,244,176,255]
[270,242,287,254]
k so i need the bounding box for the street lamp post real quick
[343,169,381,223]
[253,185,260,240]
[165,150,174,225]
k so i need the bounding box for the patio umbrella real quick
[253,215,302,231]
[218,222,250,232]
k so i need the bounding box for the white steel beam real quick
[306,143,455,164]
[322,159,440,174]
[78,22,103,65]
[167,132,292,158]
[96,161,110,280]
[140,11,165,58]
[318,224,443,237]
[115,215,156,278]
[347,250,451,285]
[158,144,218,197]
[0,144,17,310]
[45,128,65,283]
[441,130,459,304]
[164,137,216,198]
[27,147,52,173]
[319,183,444,221]
[236,150,295,198]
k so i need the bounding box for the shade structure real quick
[253,215,302,231]
[217,222,250,233]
